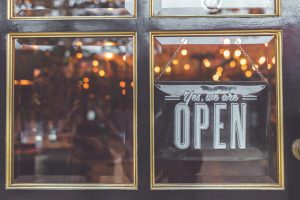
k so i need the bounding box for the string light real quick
[92,60,99,67]
[267,63,272,70]
[240,58,247,65]
[166,66,172,73]
[83,77,89,83]
[241,64,248,71]
[229,60,236,68]
[123,55,127,61]
[121,89,126,95]
[83,83,89,89]
[184,64,191,70]
[131,81,134,87]
[272,57,276,64]
[213,74,220,81]
[245,70,253,78]
[119,81,126,88]
[258,56,266,65]
[223,49,231,59]
[104,52,114,60]
[264,43,269,47]
[99,70,106,77]
[217,66,223,72]
[172,59,179,65]
[154,66,161,73]
[76,52,83,59]
[181,49,188,56]
[216,70,222,76]
[203,59,211,68]
[234,49,242,58]
[76,41,82,46]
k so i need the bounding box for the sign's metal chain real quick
[235,39,269,84]
[154,38,188,84]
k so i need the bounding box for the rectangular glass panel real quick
[9,34,136,187]
[152,0,277,16]
[151,32,283,189]
[13,0,134,18]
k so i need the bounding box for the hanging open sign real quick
[154,81,271,161]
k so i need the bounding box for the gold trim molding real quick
[149,30,284,190]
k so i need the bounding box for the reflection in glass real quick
[13,36,135,184]
[14,0,134,17]
[153,35,279,184]
[153,0,276,16]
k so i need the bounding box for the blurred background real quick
[13,36,134,184]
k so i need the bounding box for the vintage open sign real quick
[154,81,271,161]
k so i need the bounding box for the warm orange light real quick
[245,70,253,78]
[264,43,269,47]
[217,66,223,72]
[184,64,191,70]
[99,70,106,77]
[216,70,222,76]
[172,59,179,65]
[154,66,161,73]
[240,58,247,65]
[166,66,172,73]
[83,77,89,83]
[119,81,126,88]
[219,49,224,54]
[92,60,99,67]
[229,60,236,68]
[223,49,231,59]
[241,64,248,71]
[203,59,211,68]
[267,64,272,70]
[76,41,82,46]
[83,83,89,89]
[272,57,276,64]
[181,49,188,56]
[121,89,126,95]
[15,79,33,86]
[104,52,114,60]
[258,56,266,65]
[131,81,134,88]
[213,74,220,81]
[123,55,127,61]
[234,49,242,58]
[76,52,83,59]
[104,41,115,46]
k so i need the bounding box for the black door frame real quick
[0,0,300,199]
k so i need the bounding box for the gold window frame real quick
[150,30,284,190]
[8,0,136,20]
[150,0,281,17]
[6,32,138,190]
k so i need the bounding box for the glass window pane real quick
[13,0,135,18]
[9,34,136,187]
[151,32,283,189]
[152,0,277,16]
